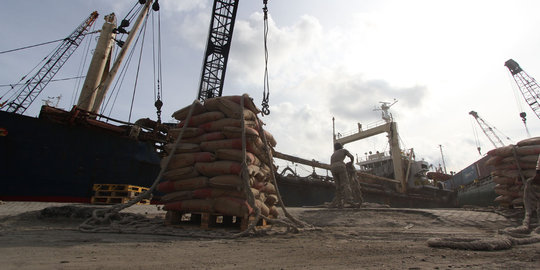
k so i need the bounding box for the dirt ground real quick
[0,205,539,270]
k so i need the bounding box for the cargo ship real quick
[445,155,497,207]
[273,102,457,208]
[0,2,167,203]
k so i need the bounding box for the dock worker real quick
[329,142,356,208]
[522,153,540,229]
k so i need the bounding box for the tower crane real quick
[504,59,540,125]
[3,12,99,114]
[197,0,239,101]
[469,110,510,154]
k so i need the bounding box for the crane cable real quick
[261,0,271,116]
[470,116,482,155]
[151,0,163,123]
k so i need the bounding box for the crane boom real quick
[504,59,540,120]
[197,0,239,101]
[5,11,99,114]
[469,110,505,149]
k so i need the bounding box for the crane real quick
[469,110,510,154]
[197,0,239,101]
[3,12,99,114]
[504,59,540,124]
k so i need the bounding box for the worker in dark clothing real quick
[522,153,540,229]
[329,142,356,208]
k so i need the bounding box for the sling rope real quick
[79,96,313,237]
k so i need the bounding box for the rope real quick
[253,100,314,229]
[79,96,312,237]
[512,145,527,184]
[260,0,271,116]
[427,226,540,251]
[128,9,150,123]
[79,99,199,233]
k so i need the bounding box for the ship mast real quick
[89,0,153,114]
[77,13,117,111]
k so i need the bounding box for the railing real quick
[335,119,387,139]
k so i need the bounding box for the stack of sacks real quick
[486,137,540,207]
[157,95,279,219]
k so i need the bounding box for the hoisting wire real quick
[71,23,98,107]
[151,0,163,123]
[128,8,151,123]
[261,0,271,116]
[470,116,482,155]
[506,70,530,135]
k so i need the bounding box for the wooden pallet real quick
[165,211,268,231]
[90,196,150,205]
[93,190,141,198]
[93,184,149,193]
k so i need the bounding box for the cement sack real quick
[494,195,512,204]
[259,182,277,194]
[192,188,246,199]
[265,194,279,205]
[171,100,206,121]
[256,199,270,217]
[486,156,503,166]
[222,126,260,139]
[167,127,204,139]
[162,166,199,181]
[214,197,252,217]
[204,97,257,120]
[492,176,517,185]
[161,152,216,170]
[216,95,261,115]
[178,111,225,127]
[501,154,540,164]
[163,199,214,213]
[195,161,243,177]
[487,145,540,158]
[215,149,261,165]
[516,136,540,147]
[180,132,226,144]
[511,197,524,206]
[494,162,538,170]
[269,205,279,218]
[198,118,257,132]
[263,130,277,147]
[160,190,193,202]
[208,174,243,189]
[200,138,267,163]
[157,177,209,193]
[492,169,535,179]
[164,143,200,154]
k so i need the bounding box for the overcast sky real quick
[1,0,539,176]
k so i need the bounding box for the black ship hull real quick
[0,109,161,202]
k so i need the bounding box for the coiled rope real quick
[427,226,540,251]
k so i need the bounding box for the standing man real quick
[329,142,355,208]
[522,153,540,229]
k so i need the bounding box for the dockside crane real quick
[3,12,99,114]
[504,59,540,131]
[469,110,510,154]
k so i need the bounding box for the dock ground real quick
[1,201,539,269]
